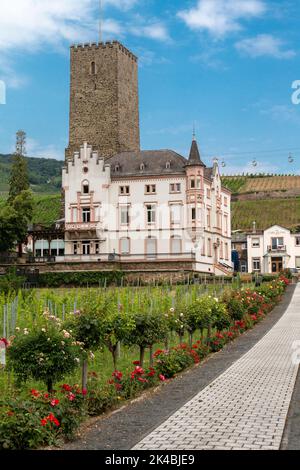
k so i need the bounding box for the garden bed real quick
[0,276,290,450]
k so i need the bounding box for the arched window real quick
[91,61,96,75]
[140,163,145,171]
[166,161,171,169]
[171,236,182,255]
[82,180,89,194]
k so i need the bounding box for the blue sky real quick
[0,0,300,174]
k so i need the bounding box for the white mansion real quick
[62,140,232,275]
[29,40,232,275]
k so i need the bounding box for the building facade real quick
[61,40,232,274]
[247,225,300,274]
[62,140,232,274]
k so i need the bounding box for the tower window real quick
[82,181,89,194]
[91,61,96,75]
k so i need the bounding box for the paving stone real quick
[133,286,300,451]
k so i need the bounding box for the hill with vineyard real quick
[222,175,300,198]
[221,174,300,231]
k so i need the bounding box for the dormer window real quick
[82,180,89,194]
[91,61,96,75]
[140,163,145,171]
[166,161,171,169]
[115,164,120,172]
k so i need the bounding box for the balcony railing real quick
[65,222,98,231]
[27,252,196,264]
[267,245,287,253]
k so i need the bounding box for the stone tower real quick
[66,41,140,159]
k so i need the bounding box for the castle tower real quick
[66,41,140,159]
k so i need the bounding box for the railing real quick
[26,252,196,264]
[0,254,18,265]
[65,222,98,231]
[267,245,287,253]
[28,256,56,264]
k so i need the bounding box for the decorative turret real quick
[185,137,206,168]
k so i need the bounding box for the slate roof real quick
[108,147,213,179]
[185,139,206,167]
[108,150,187,177]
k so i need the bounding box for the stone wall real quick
[66,41,140,159]
[14,260,195,274]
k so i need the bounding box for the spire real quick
[185,138,206,167]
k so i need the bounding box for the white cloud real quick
[260,104,300,125]
[130,23,170,42]
[235,34,296,59]
[0,0,169,87]
[26,138,64,160]
[0,1,114,52]
[178,0,266,37]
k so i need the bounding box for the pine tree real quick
[8,130,30,203]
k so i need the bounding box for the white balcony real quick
[65,222,98,232]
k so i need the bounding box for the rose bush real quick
[7,314,82,392]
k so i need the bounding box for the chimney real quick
[252,221,257,234]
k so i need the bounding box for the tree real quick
[101,311,135,370]
[8,321,81,392]
[8,153,29,204]
[0,206,19,253]
[0,190,33,256]
[63,307,105,391]
[125,312,168,367]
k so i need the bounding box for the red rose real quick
[82,388,87,396]
[50,399,60,407]
[159,374,166,382]
[0,338,8,347]
[133,360,140,365]
[68,393,76,401]
[62,384,72,392]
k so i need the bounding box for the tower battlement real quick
[66,40,140,160]
[70,41,138,62]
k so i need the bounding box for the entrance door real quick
[271,257,283,273]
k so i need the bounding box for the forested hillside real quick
[0,154,63,194]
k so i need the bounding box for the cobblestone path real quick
[134,285,300,450]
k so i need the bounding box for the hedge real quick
[38,271,124,288]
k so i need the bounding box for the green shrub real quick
[125,312,168,367]
[154,346,194,378]
[0,385,86,450]
[7,317,81,392]
[38,271,124,288]
[0,268,25,294]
